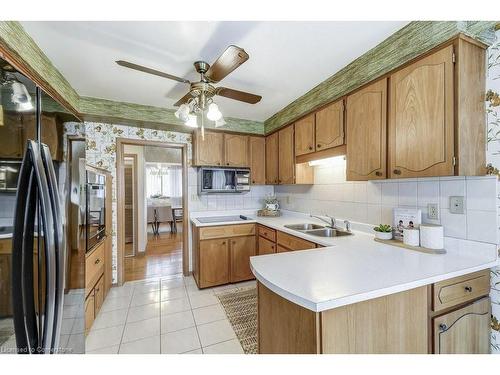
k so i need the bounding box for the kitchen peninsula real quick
[191,210,498,354]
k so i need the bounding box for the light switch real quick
[449,196,465,214]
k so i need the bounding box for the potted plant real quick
[373,224,393,240]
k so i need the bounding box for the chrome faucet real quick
[310,214,336,228]
[344,220,351,232]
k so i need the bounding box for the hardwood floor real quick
[124,223,183,282]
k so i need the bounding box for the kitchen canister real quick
[420,224,444,250]
[403,227,420,247]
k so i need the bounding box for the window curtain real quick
[146,164,182,198]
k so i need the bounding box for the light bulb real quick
[185,114,198,128]
[207,103,222,121]
[214,117,226,128]
[11,81,33,111]
[175,103,190,122]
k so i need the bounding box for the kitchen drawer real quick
[277,245,290,253]
[94,276,105,315]
[277,231,316,251]
[85,292,95,335]
[258,237,276,255]
[432,270,490,312]
[199,223,256,240]
[258,225,276,242]
[85,242,104,295]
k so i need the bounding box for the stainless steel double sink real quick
[283,223,352,237]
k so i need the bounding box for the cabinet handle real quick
[271,246,274,249]
[438,323,447,332]
[222,241,226,245]
[226,163,229,166]
[393,169,401,175]
[217,162,220,165]
[317,144,322,148]
[464,286,473,293]
[375,171,382,177]
[252,180,255,183]
[309,146,313,150]
[94,258,100,265]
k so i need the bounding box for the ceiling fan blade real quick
[116,60,190,84]
[174,92,193,107]
[215,87,262,104]
[205,45,249,83]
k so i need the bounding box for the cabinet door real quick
[224,134,248,167]
[258,236,276,255]
[278,125,295,184]
[230,235,256,283]
[433,297,490,354]
[22,114,60,160]
[249,136,266,184]
[0,254,12,316]
[315,100,344,151]
[194,130,224,166]
[0,112,23,158]
[294,114,315,156]
[199,238,230,288]
[389,45,454,178]
[85,292,95,334]
[265,132,279,185]
[346,78,387,180]
[94,277,104,315]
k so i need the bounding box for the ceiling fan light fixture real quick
[185,114,198,128]
[175,103,190,122]
[207,103,222,121]
[214,117,226,128]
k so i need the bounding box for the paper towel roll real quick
[420,224,444,249]
[403,227,420,247]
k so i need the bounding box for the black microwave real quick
[0,160,22,192]
[86,170,106,252]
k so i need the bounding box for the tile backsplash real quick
[275,158,499,245]
[187,167,274,212]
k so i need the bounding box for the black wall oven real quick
[85,170,106,252]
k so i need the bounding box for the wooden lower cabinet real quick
[432,297,491,354]
[199,238,230,288]
[0,253,12,317]
[258,237,276,255]
[85,292,95,335]
[94,276,105,314]
[194,224,256,288]
[230,236,256,283]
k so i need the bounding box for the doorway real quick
[116,139,189,285]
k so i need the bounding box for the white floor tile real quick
[203,339,244,354]
[133,281,161,295]
[182,348,202,354]
[160,298,191,315]
[161,278,185,290]
[67,333,85,354]
[130,291,161,307]
[86,345,120,354]
[160,327,200,354]
[92,308,128,330]
[71,318,85,334]
[161,286,188,302]
[119,335,161,354]
[189,293,220,309]
[192,304,227,326]
[60,318,75,335]
[122,317,160,343]
[85,325,124,351]
[100,295,132,312]
[197,319,236,347]
[183,276,197,286]
[107,286,134,299]
[161,311,195,334]
[126,303,161,323]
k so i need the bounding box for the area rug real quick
[217,286,258,354]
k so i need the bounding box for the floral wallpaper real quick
[487,27,500,354]
[84,122,192,283]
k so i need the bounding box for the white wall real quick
[123,144,147,253]
[275,157,499,245]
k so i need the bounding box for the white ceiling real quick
[21,21,409,122]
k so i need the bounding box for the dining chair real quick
[147,206,158,235]
[155,205,174,233]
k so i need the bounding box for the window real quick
[146,163,182,198]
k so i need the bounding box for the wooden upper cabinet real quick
[388,45,454,179]
[315,100,344,151]
[265,132,279,185]
[346,78,387,181]
[433,297,490,354]
[294,114,315,156]
[224,134,248,167]
[0,112,23,158]
[249,136,266,184]
[193,130,224,166]
[278,125,295,184]
[229,235,256,283]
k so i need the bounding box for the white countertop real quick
[190,210,499,312]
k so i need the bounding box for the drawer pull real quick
[317,144,321,148]
[393,169,401,175]
[309,146,313,150]
[439,323,447,332]
[375,171,382,176]
[94,258,100,265]
[222,241,226,245]
[464,286,473,292]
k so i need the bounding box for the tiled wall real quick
[187,167,274,212]
[275,158,499,245]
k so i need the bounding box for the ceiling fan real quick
[116,45,262,133]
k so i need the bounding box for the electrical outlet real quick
[449,196,465,214]
[427,203,439,220]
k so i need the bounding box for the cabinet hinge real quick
[452,51,456,64]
